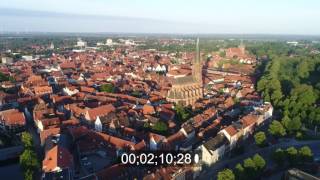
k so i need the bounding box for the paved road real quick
[198,140,320,180]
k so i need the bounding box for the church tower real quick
[192,38,202,83]
[166,38,203,106]
[239,39,245,54]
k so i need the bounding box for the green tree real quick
[272,148,286,166]
[290,117,302,132]
[219,51,226,58]
[234,163,245,180]
[290,85,316,107]
[297,61,310,78]
[254,132,267,147]
[243,158,257,178]
[21,132,33,148]
[0,72,11,82]
[286,147,298,165]
[151,121,168,133]
[24,169,33,180]
[252,154,266,171]
[268,120,286,137]
[283,115,302,133]
[131,90,141,97]
[19,149,40,171]
[175,104,190,122]
[281,115,291,131]
[20,132,39,180]
[217,169,235,180]
[298,146,313,162]
[100,83,115,93]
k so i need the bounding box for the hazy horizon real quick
[1,0,320,35]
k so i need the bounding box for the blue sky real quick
[0,0,319,34]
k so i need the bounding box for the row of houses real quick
[200,103,273,166]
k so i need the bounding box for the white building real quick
[76,38,87,47]
[49,42,55,49]
[106,38,113,46]
[220,123,242,150]
[200,134,228,165]
[62,87,79,96]
[94,116,102,132]
[1,57,13,64]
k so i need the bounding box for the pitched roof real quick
[203,133,228,152]
[224,125,238,137]
[142,104,155,115]
[241,115,258,128]
[97,132,135,149]
[40,127,61,145]
[42,145,73,172]
[87,104,116,121]
[34,86,53,95]
[1,110,26,126]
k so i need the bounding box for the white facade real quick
[95,116,102,132]
[106,39,113,46]
[220,129,240,150]
[200,143,226,165]
[76,39,87,47]
[62,87,79,96]
[149,136,158,150]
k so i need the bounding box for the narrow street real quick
[24,108,43,159]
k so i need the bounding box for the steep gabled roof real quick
[42,145,73,172]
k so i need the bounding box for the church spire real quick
[196,37,200,63]
[192,38,202,83]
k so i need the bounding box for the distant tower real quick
[166,38,203,106]
[50,42,54,49]
[239,39,245,54]
[192,38,202,83]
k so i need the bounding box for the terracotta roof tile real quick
[42,145,73,172]
[1,110,26,126]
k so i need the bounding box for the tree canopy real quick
[254,131,267,147]
[257,51,320,133]
[21,132,33,148]
[151,121,168,134]
[19,132,39,180]
[100,83,115,93]
[268,120,286,137]
[174,104,191,122]
[217,169,235,180]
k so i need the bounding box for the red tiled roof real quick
[1,110,26,126]
[142,104,155,115]
[34,86,53,95]
[224,125,238,136]
[97,132,135,149]
[43,145,73,172]
[241,115,258,128]
[80,86,95,93]
[68,126,89,140]
[87,104,116,121]
[40,127,61,145]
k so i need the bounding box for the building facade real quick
[166,38,203,106]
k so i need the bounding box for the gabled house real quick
[0,109,26,133]
[219,123,242,150]
[200,134,228,165]
[42,145,74,180]
[34,86,53,96]
[84,104,116,122]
